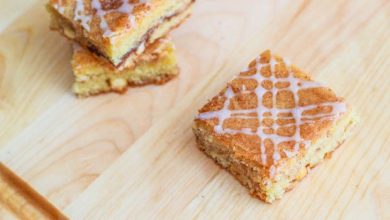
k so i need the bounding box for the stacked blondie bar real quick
[47,0,195,97]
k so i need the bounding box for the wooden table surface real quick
[0,0,389,219]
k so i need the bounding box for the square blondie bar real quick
[72,38,178,97]
[193,50,359,203]
[47,0,194,67]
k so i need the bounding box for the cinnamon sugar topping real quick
[91,0,150,37]
[54,0,150,37]
[197,51,347,176]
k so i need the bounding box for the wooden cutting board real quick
[0,0,389,219]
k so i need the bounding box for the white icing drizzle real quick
[74,0,92,31]
[72,0,150,37]
[136,41,146,55]
[197,54,347,177]
[53,0,65,14]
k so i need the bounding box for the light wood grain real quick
[0,3,74,148]
[63,4,390,218]
[0,163,67,220]
[0,0,389,219]
[0,0,40,32]
[1,0,263,209]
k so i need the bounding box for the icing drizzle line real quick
[197,53,347,177]
[53,0,65,14]
[90,0,150,37]
[54,0,150,37]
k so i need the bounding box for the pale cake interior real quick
[72,38,178,97]
[120,6,192,68]
[193,50,359,203]
[109,2,194,66]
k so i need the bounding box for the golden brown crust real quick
[126,70,178,86]
[194,109,357,203]
[116,10,192,68]
[195,50,346,169]
[48,0,186,34]
[71,37,179,98]
[47,0,195,66]
[193,50,358,202]
[194,134,269,202]
[75,71,178,98]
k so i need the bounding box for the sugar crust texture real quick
[47,0,194,67]
[72,38,178,97]
[193,50,359,203]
